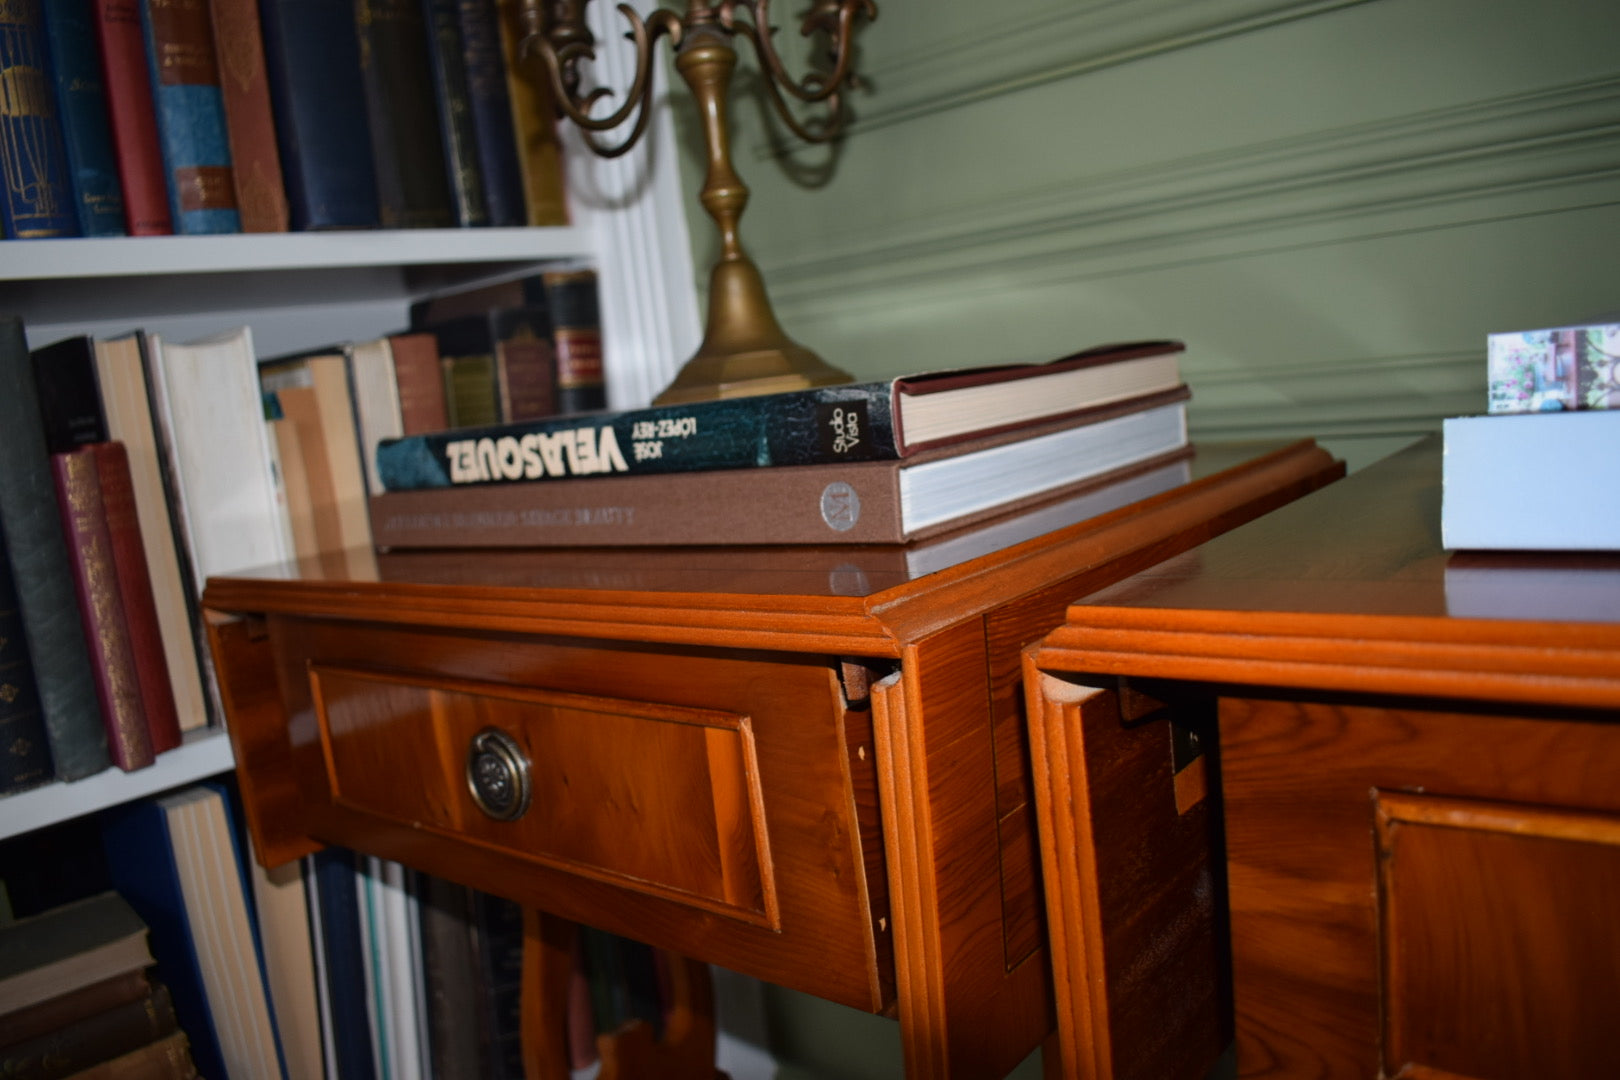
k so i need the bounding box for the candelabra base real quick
[652,343,853,405]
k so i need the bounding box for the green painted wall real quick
[675,0,1620,471]
[663,1,1620,1073]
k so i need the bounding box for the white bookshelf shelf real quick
[0,728,236,842]
[0,227,596,281]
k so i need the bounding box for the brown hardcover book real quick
[260,353,372,554]
[57,1029,197,1080]
[493,0,567,225]
[0,894,154,1017]
[92,442,182,755]
[0,983,178,1077]
[49,449,154,771]
[207,0,290,231]
[368,392,1191,548]
[0,971,151,1051]
[387,332,449,435]
[90,0,172,235]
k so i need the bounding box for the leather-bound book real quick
[0,969,152,1048]
[39,0,128,236]
[90,0,172,235]
[256,0,378,230]
[137,0,241,234]
[421,0,489,227]
[454,0,523,227]
[542,269,606,414]
[0,983,179,1078]
[30,335,109,454]
[355,0,455,228]
[0,318,109,781]
[206,0,289,232]
[94,441,182,755]
[387,331,450,435]
[55,1029,198,1080]
[0,0,80,237]
[493,0,567,226]
[0,515,55,795]
[50,448,154,772]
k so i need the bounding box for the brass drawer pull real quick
[466,727,532,821]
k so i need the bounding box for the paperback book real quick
[375,340,1185,491]
[1487,321,1620,414]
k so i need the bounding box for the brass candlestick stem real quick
[520,0,876,405]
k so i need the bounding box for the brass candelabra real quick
[519,0,877,405]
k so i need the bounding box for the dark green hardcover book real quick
[354,0,455,228]
[0,0,80,238]
[0,514,54,795]
[420,0,489,228]
[0,318,108,781]
[375,339,1187,491]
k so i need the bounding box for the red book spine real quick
[94,441,182,754]
[207,0,289,232]
[389,331,451,434]
[50,449,155,771]
[92,0,173,235]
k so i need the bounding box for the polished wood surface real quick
[1029,436,1620,1080]
[204,439,1342,1079]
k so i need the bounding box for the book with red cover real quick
[387,332,449,436]
[93,441,182,754]
[91,0,172,235]
[369,390,1190,547]
[206,0,288,232]
[50,448,154,771]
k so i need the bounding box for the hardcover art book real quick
[375,340,1185,491]
[1487,321,1620,413]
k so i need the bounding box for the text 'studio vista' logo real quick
[820,482,860,531]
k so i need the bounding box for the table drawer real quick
[230,616,893,1013]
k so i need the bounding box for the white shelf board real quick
[0,226,596,281]
[0,728,236,841]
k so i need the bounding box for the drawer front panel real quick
[311,666,771,923]
[267,618,893,1013]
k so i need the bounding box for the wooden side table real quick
[1025,437,1620,1080]
[201,440,1339,1079]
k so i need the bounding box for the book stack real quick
[1442,320,1620,551]
[368,338,1194,548]
[1,0,567,239]
[0,891,201,1079]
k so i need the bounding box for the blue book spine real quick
[101,798,233,1080]
[455,0,523,228]
[137,0,239,234]
[38,0,125,235]
[0,0,80,238]
[374,380,901,490]
[310,847,381,1080]
[256,0,378,231]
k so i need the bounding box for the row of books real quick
[0,784,680,1080]
[3,0,566,240]
[1443,319,1619,552]
[0,267,602,794]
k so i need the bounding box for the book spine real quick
[355,0,454,229]
[256,0,377,230]
[471,890,526,1080]
[30,335,109,453]
[39,0,127,235]
[0,0,80,238]
[94,440,182,754]
[493,0,565,226]
[310,847,381,1080]
[90,0,171,234]
[419,0,487,227]
[0,318,109,780]
[0,982,179,1078]
[541,270,605,414]
[455,0,521,227]
[58,1029,199,1080]
[490,306,556,421]
[415,875,489,1080]
[51,448,155,771]
[387,332,449,435]
[206,0,289,232]
[0,516,55,794]
[369,457,913,547]
[440,352,499,429]
[138,0,240,234]
[0,969,152,1047]
[373,382,899,490]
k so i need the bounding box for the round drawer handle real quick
[465,727,532,822]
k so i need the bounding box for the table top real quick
[1034,436,1620,710]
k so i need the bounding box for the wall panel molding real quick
[766,75,1620,303]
